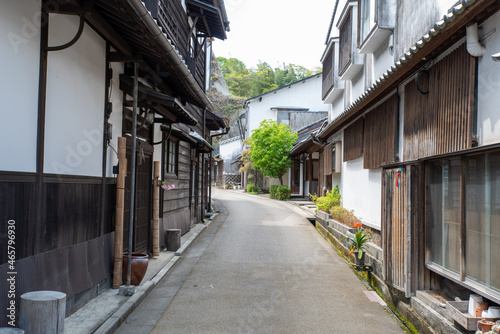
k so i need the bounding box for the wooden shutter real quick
[364,94,398,169]
[339,7,352,75]
[324,143,333,175]
[403,43,475,161]
[343,118,364,161]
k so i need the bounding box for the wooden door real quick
[382,167,407,292]
[124,139,153,254]
[291,160,300,194]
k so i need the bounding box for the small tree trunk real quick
[279,176,283,185]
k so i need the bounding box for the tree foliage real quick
[248,120,298,185]
[217,57,321,99]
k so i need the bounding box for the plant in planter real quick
[313,186,341,213]
[343,222,371,265]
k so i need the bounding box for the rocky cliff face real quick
[208,52,245,140]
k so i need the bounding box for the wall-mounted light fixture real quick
[492,52,500,62]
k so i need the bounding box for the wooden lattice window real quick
[164,137,178,175]
[339,7,352,75]
[322,44,335,100]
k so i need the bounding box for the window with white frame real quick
[359,0,372,44]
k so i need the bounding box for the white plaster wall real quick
[151,124,163,178]
[341,156,382,229]
[106,62,125,177]
[477,12,500,145]
[329,95,345,121]
[44,15,106,176]
[351,70,365,105]
[220,138,242,159]
[0,0,41,172]
[373,34,395,81]
[246,76,327,134]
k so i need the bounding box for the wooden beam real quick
[201,10,212,37]
[155,105,179,123]
[84,9,134,57]
[44,3,91,15]
[108,51,141,63]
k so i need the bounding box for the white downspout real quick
[466,23,486,57]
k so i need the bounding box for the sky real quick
[212,0,335,70]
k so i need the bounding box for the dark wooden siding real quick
[322,44,335,100]
[339,7,352,75]
[403,43,475,161]
[343,117,364,161]
[319,149,324,196]
[0,175,115,264]
[0,173,115,326]
[364,94,398,169]
[162,139,192,235]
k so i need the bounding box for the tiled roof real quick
[219,136,241,145]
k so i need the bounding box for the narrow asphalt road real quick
[117,188,408,334]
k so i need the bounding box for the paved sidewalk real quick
[64,212,217,334]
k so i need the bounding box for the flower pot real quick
[477,319,495,333]
[476,302,489,317]
[122,253,149,286]
[354,251,365,266]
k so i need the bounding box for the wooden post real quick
[113,137,127,289]
[19,291,65,334]
[153,161,160,257]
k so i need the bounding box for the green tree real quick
[250,61,278,96]
[248,120,298,185]
[217,57,252,98]
[217,57,322,99]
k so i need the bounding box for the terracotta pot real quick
[476,302,489,317]
[354,251,365,266]
[122,253,149,286]
[477,319,495,333]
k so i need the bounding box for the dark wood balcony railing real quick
[144,0,206,90]
[322,44,335,100]
[144,0,189,58]
[338,7,352,76]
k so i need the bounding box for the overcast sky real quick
[212,0,335,70]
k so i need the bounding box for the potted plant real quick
[343,222,371,265]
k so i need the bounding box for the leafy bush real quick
[247,182,256,193]
[269,185,290,200]
[270,185,279,199]
[246,181,262,194]
[276,186,290,201]
[314,186,341,213]
[330,206,360,227]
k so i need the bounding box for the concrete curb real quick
[92,212,218,334]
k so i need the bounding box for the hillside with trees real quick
[217,57,321,99]
[207,55,321,142]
